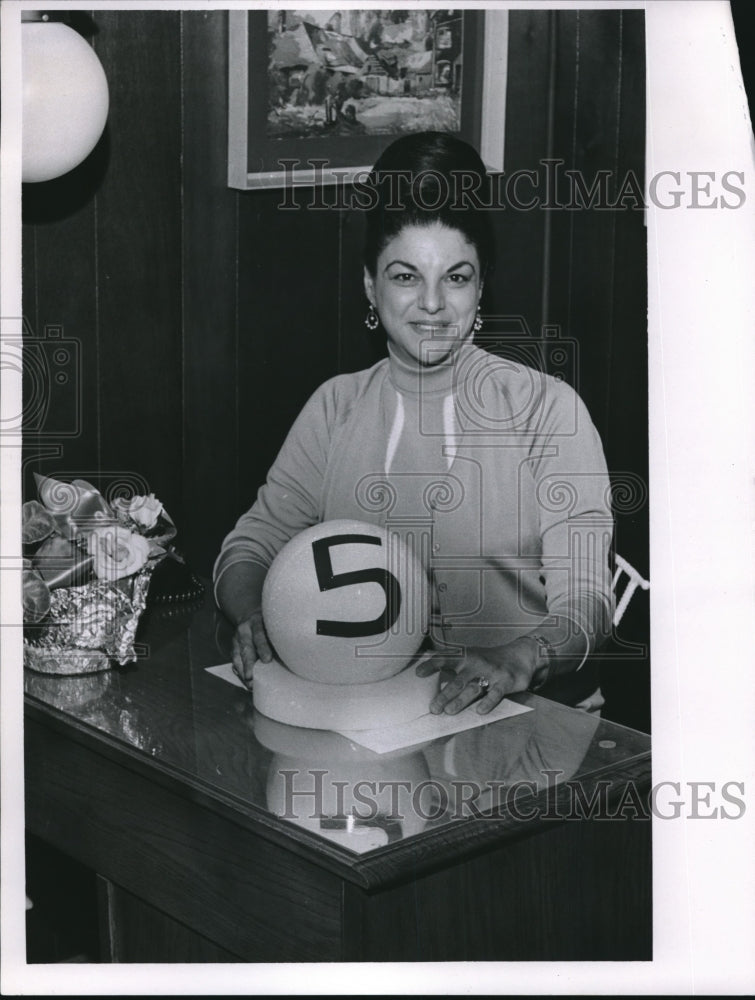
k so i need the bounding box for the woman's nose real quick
[418,282,445,313]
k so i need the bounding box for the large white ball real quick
[22,22,109,183]
[262,519,429,684]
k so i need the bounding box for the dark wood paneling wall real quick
[502,10,647,563]
[181,12,240,561]
[96,12,184,528]
[504,10,648,730]
[22,9,648,726]
[23,10,184,533]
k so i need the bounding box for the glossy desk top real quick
[24,592,651,887]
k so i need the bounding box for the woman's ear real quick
[363,267,375,305]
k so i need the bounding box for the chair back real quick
[612,554,650,627]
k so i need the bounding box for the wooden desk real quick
[24,596,651,962]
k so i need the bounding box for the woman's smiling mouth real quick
[410,321,457,334]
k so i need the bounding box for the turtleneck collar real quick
[387,341,473,398]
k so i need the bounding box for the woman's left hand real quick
[415,638,539,715]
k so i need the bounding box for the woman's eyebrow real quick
[383,259,477,273]
[384,259,418,272]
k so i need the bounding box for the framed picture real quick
[228,9,508,190]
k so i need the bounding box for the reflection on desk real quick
[254,707,603,853]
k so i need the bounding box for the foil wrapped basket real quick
[24,566,154,675]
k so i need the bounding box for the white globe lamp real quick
[22,14,110,183]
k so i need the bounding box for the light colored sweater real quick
[214,342,614,656]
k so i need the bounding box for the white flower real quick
[128,494,163,531]
[88,525,151,581]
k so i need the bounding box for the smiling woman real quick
[363,223,482,368]
[214,131,614,716]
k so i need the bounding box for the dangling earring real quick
[365,303,379,331]
[473,305,483,334]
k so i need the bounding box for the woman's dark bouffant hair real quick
[362,131,495,279]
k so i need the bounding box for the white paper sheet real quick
[336,697,532,753]
[205,662,532,753]
[206,661,248,689]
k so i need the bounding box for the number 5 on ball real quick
[262,519,430,684]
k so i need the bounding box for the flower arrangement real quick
[22,473,177,674]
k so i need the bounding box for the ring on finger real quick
[468,675,490,693]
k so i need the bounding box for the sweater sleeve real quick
[530,378,615,655]
[212,379,338,602]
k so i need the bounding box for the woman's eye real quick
[447,272,471,284]
[390,272,417,284]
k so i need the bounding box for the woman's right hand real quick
[231,609,273,689]
[216,563,273,689]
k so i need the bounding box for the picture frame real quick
[228,9,508,190]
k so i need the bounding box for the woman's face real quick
[363,222,483,368]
